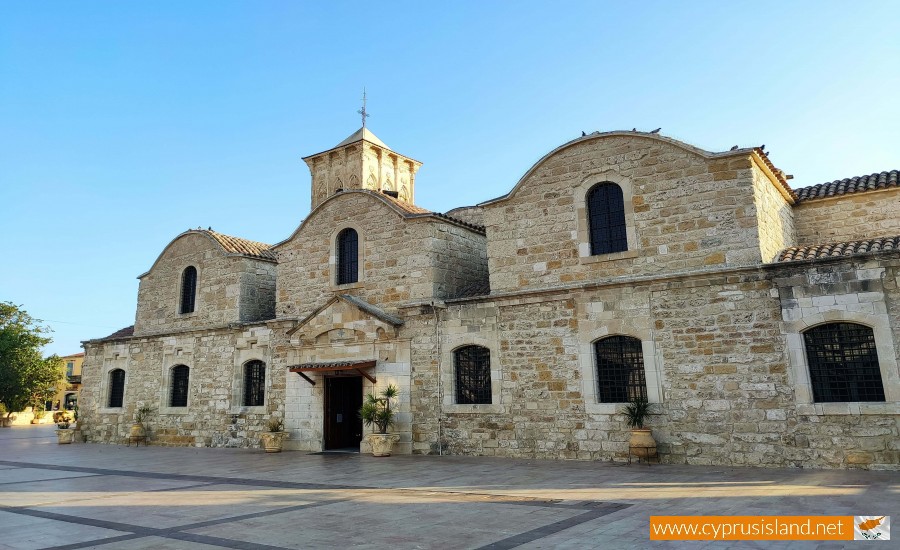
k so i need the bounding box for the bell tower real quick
[302,126,423,210]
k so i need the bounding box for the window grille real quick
[595,336,647,402]
[336,229,358,285]
[180,266,197,314]
[108,369,125,408]
[454,345,492,404]
[243,360,266,407]
[804,323,885,402]
[587,182,627,255]
[169,365,189,407]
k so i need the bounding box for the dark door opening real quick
[324,376,363,450]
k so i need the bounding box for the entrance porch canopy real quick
[289,360,376,385]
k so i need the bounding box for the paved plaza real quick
[0,425,895,549]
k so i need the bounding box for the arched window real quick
[169,365,190,407]
[804,323,885,402]
[243,360,266,407]
[454,345,491,404]
[587,182,627,255]
[595,336,646,403]
[108,369,125,408]
[336,228,358,285]
[180,266,197,314]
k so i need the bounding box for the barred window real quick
[804,323,885,402]
[454,345,492,404]
[595,336,647,403]
[587,182,627,255]
[180,266,197,314]
[108,369,125,408]
[169,365,190,407]
[336,228,358,285]
[243,360,266,407]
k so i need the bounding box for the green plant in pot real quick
[130,405,153,441]
[621,397,657,459]
[359,384,400,456]
[31,401,45,424]
[260,416,288,453]
[56,418,75,444]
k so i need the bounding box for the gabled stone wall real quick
[483,136,765,294]
[135,233,276,335]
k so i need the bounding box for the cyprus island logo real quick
[855,516,890,540]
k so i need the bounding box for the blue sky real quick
[1,1,898,357]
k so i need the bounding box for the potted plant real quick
[56,419,75,444]
[260,417,288,453]
[130,404,153,441]
[359,384,400,456]
[621,397,657,459]
[31,407,45,424]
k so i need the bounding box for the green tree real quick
[0,302,63,419]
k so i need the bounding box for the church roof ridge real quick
[479,130,793,206]
[777,234,900,262]
[334,127,389,149]
[199,229,277,261]
[793,169,899,202]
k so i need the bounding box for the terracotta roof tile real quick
[777,235,900,262]
[103,325,135,339]
[794,170,899,202]
[203,230,276,261]
[376,192,487,234]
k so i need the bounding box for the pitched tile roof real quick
[794,170,899,202]
[203,230,276,261]
[377,192,487,234]
[777,235,900,262]
[103,325,135,339]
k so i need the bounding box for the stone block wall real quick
[483,136,765,293]
[793,188,900,246]
[238,259,276,322]
[773,256,900,468]
[751,163,796,262]
[431,222,488,299]
[80,324,281,448]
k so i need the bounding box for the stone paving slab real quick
[1,425,897,549]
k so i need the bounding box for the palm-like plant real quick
[359,384,399,434]
[620,397,654,429]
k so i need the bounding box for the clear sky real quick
[2,1,898,357]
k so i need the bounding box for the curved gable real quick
[274,190,417,248]
[138,231,223,279]
[480,131,774,206]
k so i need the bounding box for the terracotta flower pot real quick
[260,431,288,453]
[57,429,75,444]
[367,433,400,457]
[130,423,146,438]
[629,428,657,458]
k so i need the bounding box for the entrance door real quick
[324,376,363,450]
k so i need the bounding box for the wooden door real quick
[324,376,363,450]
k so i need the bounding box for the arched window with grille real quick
[180,266,197,314]
[803,322,885,402]
[336,228,358,285]
[587,182,627,255]
[595,336,646,403]
[169,365,190,407]
[243,360,266,407]
[454,345,492,404]
[108,369,125,408]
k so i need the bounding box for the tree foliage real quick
[0,302,63,417]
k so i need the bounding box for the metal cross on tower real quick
[357,88,369,128]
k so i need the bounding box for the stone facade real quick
[81,127,899,470]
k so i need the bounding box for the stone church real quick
[80,125,900,469]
